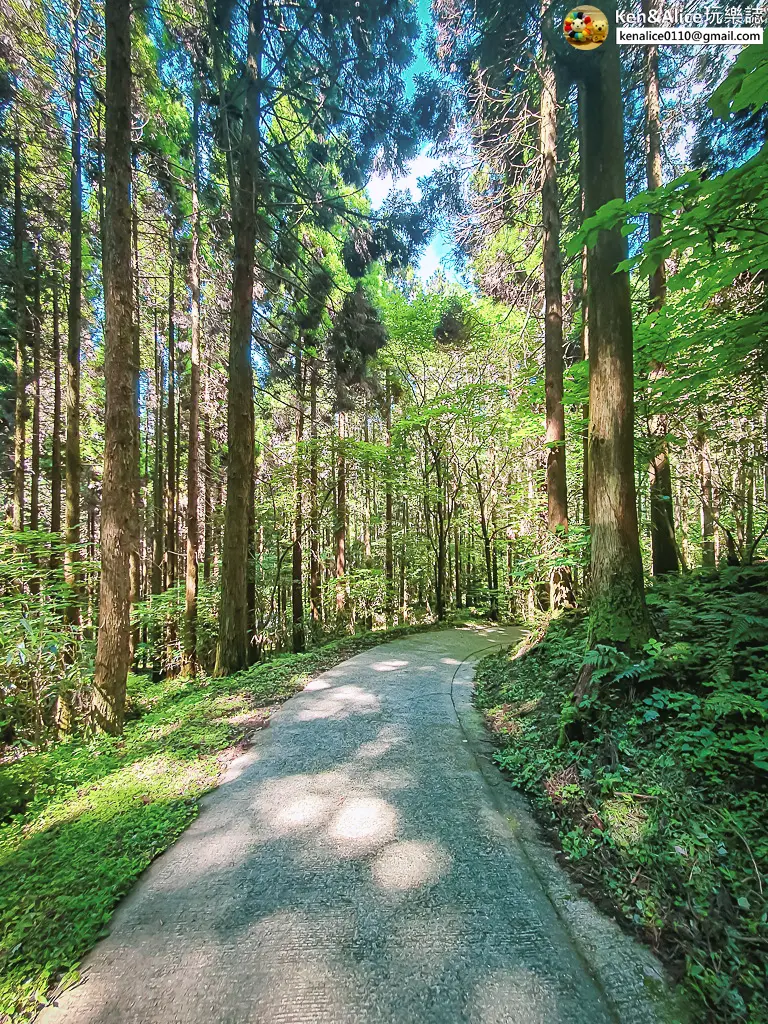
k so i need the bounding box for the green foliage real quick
[0,533,94,746]
[0,622,444,1023]
[474,565,768,1023]
[710,42,768,118]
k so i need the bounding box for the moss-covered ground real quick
[0,624,441,1023]
[474,565,768,1024]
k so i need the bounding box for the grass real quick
[474,564,768,1024]
[0,622,442,1024]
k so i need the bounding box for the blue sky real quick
[366,0,455,281]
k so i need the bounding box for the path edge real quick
[452,647,692,1024]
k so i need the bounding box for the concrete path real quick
[41,626,676,1024]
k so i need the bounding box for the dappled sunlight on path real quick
[39,627,666,1024]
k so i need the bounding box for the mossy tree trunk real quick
[580,7,652,659]
[65,9,83,626]
[215,0,261,675]
[13,127,26,539]
[541,28,574,611]
[184,97,202,676]
[92,0,136,734]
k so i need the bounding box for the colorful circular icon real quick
[563,6,609,47]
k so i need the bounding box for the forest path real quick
[40,626,672,1024]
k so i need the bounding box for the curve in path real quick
[40,626,673,1024]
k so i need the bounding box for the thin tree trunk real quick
[335,409,348,624]
[184,99,202,675]
[12,128,26,538]
[215,0,261,675]
[578,83,590,535]
[399,499,407,621]
[165,239,176,589]
[454,526,462,607]
[65,7,83,625]
[643,0,678,577]
[203,400,212,582]
[292,340,305,652]
[51,273,63,563]
[385,372,394,627]
[309,355,321,629]
[31,245,41,536]
[435,454,447,621]
[540,30,574,610]
[580,3,651,660]
[152,311,164,679]
[130,154,141,657]
[92,0,136,734]
[363,410,373,631]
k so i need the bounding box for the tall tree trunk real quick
[184,101,202,675]
[92,0,136,733]
[30,244,41,535]
[203,400,212,583]
[541,29,574,610]
[151,314,164,679]
[454,525,462,608]
[580,5,651,659]
[335,409,348,624]
[65,8,83,625]
[435,453,446,621]
[384,372,394,627]
[12,128,26,537]
[165,239,176,589]
[473,458,495,618]
[579,82,590,535]
[292,340,305,652]
[51,272,63,564]
[400,498,407,621]
[215,0,261,675]
[309,355,321,629]
[643,0,679,577]
[363,410,373,631]
[129,154,141,658]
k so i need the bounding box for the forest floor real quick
[475,564,768,1024]
[0,621,453,1024]
[5,625,679,1024]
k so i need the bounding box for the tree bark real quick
[184,99,202,675]
[12,128,26,538]
[309,355,321,629]
[384,372,394,627]
[292,341,305,651]
[335,410,348,624]
[215,0,261,675]
[165,238,176,589]
[151,314,164,679]
[454,526,462,607]
[31,244,41,536]
[51,272,63,558]
[203,399,212,583]
[580,8,651,655]
[92,0,136,733]
[363,409,373,631]
[541,29,574,610]
[130,153,141,657]
[578,82,590,536]
[65,8,83,625]
[643,0,679,577]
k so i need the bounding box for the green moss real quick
[475,565,768,1024]
[0,623,442,1023]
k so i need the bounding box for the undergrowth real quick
[0,622,440,1024]
[475,564,768,1024]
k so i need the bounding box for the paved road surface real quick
[40,626,676,1024]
